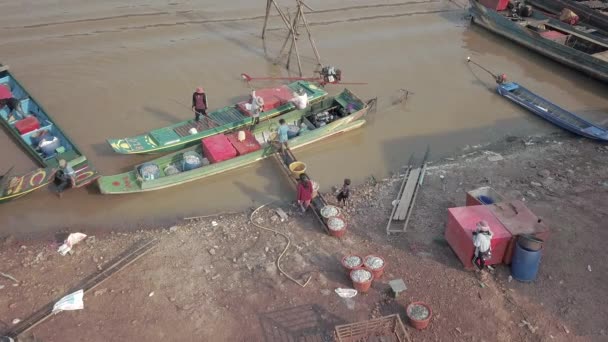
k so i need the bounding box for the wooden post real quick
[262,0,273,39]
[297,0,322,67]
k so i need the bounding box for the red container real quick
[465,186,503,206]
[226,130,261,156]
[341,255,363,272]
[201,134,237,163]
[487,200,550,264]
[445,205,512,269]
[327,216,347,238]
[363,255,386,279]
[15,116,40,135]
[236,85,294,116]
[406,302,432,330]
[478,0,509,10]
[350,269,373,293]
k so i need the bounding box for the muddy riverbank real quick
[1,134,606,341]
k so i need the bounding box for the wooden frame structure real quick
[261,0,322,76]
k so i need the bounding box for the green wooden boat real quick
[0,166,56,204]
[107,81,328,155]
[98,89,368,194]
[0,64,100,201]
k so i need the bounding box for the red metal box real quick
[445,205,512,269]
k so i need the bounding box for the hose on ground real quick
[250,202,312,288]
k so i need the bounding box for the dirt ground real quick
[1,134,607,341]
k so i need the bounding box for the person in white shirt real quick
[472,220,493,270]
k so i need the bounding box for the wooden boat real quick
[107,81,328,155]
[526,0,608,33]
[0,167,56,204]
[497,81,608,140]
[469,0,608,83]
[98,89,369,194]
[0,65,100,191]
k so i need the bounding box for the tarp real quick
[0,84,12,100]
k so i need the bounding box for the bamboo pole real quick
[296,0,322,67]
[262,0,273,39]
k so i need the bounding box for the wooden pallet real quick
[334,314,411,342]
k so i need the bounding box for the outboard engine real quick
[320,66,342,83]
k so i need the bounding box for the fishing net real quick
[139,162,160,181]
[182,151,203,171]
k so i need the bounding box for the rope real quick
[250,202,312,287]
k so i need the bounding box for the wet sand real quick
[1,0,607,237]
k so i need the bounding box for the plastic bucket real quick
[511,241,542,282]
[363,255,386,279]
[341,255,363,272]
[327,216,347,238]
[350,269,373,293]
[406,301,432,330]
[518,234,544,252]
[320,205,341,220]
[289,161,306,177]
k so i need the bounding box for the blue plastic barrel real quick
[511,241,542,282]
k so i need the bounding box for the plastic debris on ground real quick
[57,233,88,256]
[52,289,84,314]
[335,288,358,298]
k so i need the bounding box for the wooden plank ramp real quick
[393,167,422,220]
[386,147,429,234]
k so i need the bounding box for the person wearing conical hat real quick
[191,87,208,123]
[472,220,493,270]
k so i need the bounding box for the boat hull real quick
[98,91,368,194]
[497,82,608,141]
[0,66,100,190]
[0,167,56,204]
[469,0,608,83]
[527,0,608,33]
[107,81,328,155]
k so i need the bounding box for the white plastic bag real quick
[57,233,87,256]
[52,289,84,314]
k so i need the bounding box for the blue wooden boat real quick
[498,82,608,141]
[0,64,100,201]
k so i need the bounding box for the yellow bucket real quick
[289,161,306,177]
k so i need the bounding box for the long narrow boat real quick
[107,81,328,155]
[526,0,608,33]
[0,167,56,204]
[469,0,608,83]
[0,65,100,190]
[497,81,608,140]
[98,88,369,194]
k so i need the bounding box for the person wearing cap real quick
[54,159,75,198]
[472,220,493,270]
[191,87,208,122]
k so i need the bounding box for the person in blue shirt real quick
[277,118,290,152]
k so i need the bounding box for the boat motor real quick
[320,66,342,84]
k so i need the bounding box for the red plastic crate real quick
[15,116,40,135]
[445,205,512,269]
[226,130,261,156]
[236,86,294,116]
[487,200,550,264]
[201,134,237,164]
[479,0,509,10]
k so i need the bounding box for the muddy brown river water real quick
[1,0,607,237]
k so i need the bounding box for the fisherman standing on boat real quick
[55,159,75,199]
[472,220,493,271]
[277,118,290,152]
[250,90,264,127]
[192,87,208,122]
